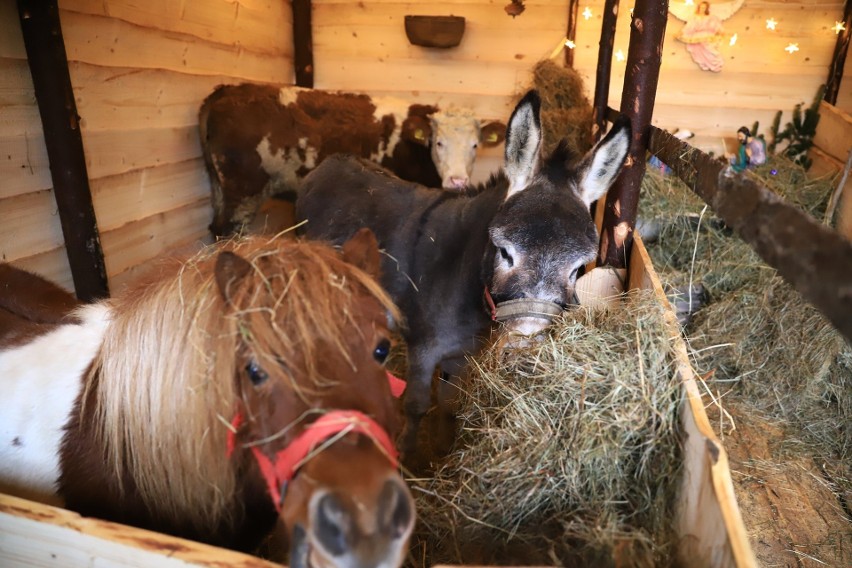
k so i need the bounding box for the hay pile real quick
[640,156,852,493]
[530,59,594,157]
[409,290,683,567]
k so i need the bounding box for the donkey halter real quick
[227,409,399,511]
[483,287,564,323]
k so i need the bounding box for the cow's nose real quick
[448,176,469,189]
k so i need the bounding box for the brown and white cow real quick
[199,84,506,236]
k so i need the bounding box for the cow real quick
[295,90,631,461]
[199,84,506,236]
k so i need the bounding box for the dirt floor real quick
[706,399,851,567]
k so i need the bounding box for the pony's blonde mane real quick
[89,236,398,531]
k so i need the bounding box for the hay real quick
[409,290,683,567]
[640,155,852,496]
[529,59,594,157]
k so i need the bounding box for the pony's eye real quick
[245,360,269,386]
[373,339,391,364]
[499,247,514,267]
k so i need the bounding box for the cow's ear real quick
[341,228,381,280]
[480,121,506,147]
[401,115,431,147]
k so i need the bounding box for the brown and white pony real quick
[0,231,415,568]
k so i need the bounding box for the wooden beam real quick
[825,0,851,105]
[293,0,314,88]
[17,0,108,301]
[565,0,580,68]
[648,126,852,344]
[598,0,669,269]
[592,0,620,143]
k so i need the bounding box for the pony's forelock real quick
[89,235,398,532]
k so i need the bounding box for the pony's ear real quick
[341,228,381,279]
[400,115,431,147]
[503,90,542,199]
[214,251,253,302]
[575,115,631,208]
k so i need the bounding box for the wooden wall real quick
[1,0,849,293]
[0,0,293,293]
[313,0,848,166]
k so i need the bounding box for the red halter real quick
[226,371,405,511]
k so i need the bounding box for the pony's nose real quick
[377,477,415,540]
[308,478,414,566]
[447,175,469,189]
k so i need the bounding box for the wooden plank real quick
[8,247,74,293]
[90,159,211,233]
[0,189,66,263]
[814,101,852,163]
[58,10,292,84]
[0,59,37,106]
[69,63,247,131]
[313,24,565,63]
[314,56,526,95]
[0,493,279,568]
[0,105,45,137]
[60,0,292,57]
[629,236,756,568]
[0,131,52,199]
[0,1,26,59]
[313,2,570,30]
[100,198,213,280]
[83,126,202,181]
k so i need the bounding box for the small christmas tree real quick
[771,85,826,170]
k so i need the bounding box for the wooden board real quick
[0,493,279,568]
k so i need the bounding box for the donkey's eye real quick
[499,247,514,267]
[245,360,269,386]
[373,339,391,363]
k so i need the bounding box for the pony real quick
[0,231,415,568]
[296,90,631,458]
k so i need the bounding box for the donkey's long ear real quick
[575,115,631,208]
[341,228,381,280]
[215,251,253,303]
[504,90,542,199]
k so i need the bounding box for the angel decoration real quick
[670,0,745,72]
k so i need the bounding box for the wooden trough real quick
[0,234,756,568]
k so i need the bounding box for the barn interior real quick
[1,1,851,567]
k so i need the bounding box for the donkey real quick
[296,91,631,457]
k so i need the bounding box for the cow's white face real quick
[429,110,480,189]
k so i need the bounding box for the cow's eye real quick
[245,360,269,386]
[473,143,479,149]
[436,140,444,147]
[373,339,391,363]
[499,247,514,267]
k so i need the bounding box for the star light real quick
[785,42,799,54]
[766,18,778,31]
[615,49,626,62]
[832,21,847,34]
[685,0,695,5]
[729,33,738,46]
[565,39,576,49]
[582,7,593,20]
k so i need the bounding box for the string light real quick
[565,39,576,49]
[784,42,799,54]
[766,18,778,31]
[615,49,626,62]
[832,21,846,34]
[582,7,593,20]
[729,33,738,46]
